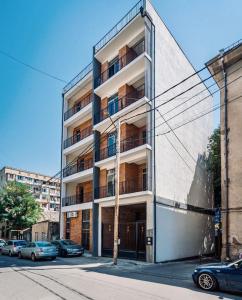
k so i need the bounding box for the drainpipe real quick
[220,51,230,260]
[59,93,65,239]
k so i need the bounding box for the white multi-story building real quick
[60,0,214,262]
[0,166,60,211]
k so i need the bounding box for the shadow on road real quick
[0,254,241,300]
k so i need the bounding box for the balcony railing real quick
[64,94,92,121]
[63,158,93,178]
[96,179,147,199]
[63,62,93,94]
[120,134,146,152]
[64,126,92,149]
[96,133,147,162]
[94,0,144,53]
[62,192,92,206]
[95,39,145,87]
[95,84,145,124]
[99,143,116,161]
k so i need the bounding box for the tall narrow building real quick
[207,40,242,259]
[61,0,213,262]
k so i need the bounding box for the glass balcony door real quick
[108,56,119,78]
[108,133,116,157]
[107,169,115,197]
[108,94,119,117]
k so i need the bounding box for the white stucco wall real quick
[156,204,214,262]
[146,1,214,261]
[147,1,213,206]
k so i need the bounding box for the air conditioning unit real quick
[67,211,78,218]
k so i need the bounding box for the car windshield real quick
[228,258,242,267]
[14,241,27,246]
[36,242,52,247]
[61,240,77,246]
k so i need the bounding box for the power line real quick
[163,134,194,173]
[51,52,240,183]
[52,68,220,181]
[155,74,242,131]
[156,108,197,164]
[156,94,242,137]
[0,49,67,84]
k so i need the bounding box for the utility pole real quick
[220,52,230,260]
[113,119,120,265]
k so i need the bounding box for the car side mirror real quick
[234,263,239,269]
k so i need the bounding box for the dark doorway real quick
[101,204,146,260]
[82,210,90,250]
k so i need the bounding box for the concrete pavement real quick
[0,254,241,300]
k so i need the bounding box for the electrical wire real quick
[0,49,67,84]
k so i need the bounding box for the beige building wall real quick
[208,43,242,259]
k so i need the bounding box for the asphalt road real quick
[0,254,241,300]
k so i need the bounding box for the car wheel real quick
[18,252,23,259]
[198,273,217,291]
[50,256,56,261]
[31,253,36,262]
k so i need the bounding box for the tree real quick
[0,181,42,230]
[207,127,221,207]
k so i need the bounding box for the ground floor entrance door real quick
[102,220,146,260]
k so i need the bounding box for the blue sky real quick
[0,0,241,175]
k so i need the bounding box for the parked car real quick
[193,258,242,293]
[1,240,27,256]
[18,241,57,261]
[0,239,6,252]
[51,240,84,257]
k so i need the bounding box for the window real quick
[108,94,119,117]
[35,232,39,241]
[142,168,147,190]
[66,216,70,240]
[142,130,147,143]
[50,203,56,209]
[107,169,115,196]
[82,210,90,250]
[108,133,116,157]
[41,232,47,241]
[7,241,13,246]
[108,56,119,78]
[17,175,23,180]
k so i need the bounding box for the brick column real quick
[70,211,82,244]
[118,84,135,109]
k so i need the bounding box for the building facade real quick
[32,211,59,242]
[0,166,60,211]
[61,0,214,261]
[207,41,242,259]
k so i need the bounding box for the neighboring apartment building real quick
[207,40,242,260]
[0,166,60,211]
[61,0,213,261]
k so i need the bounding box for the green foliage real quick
[0,181,42,230]
[207,127,221,206]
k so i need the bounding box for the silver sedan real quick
[19,241,57,261]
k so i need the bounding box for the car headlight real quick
[194,269,198,273]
